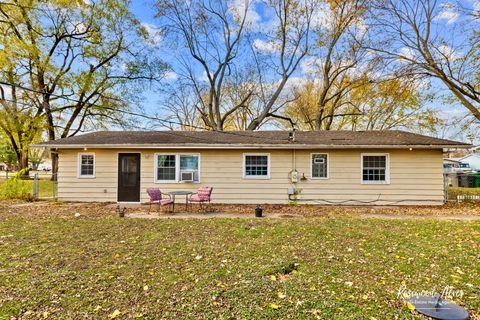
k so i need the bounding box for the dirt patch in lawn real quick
[0,200,479,219]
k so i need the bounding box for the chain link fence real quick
[444,172,480,202]
[0,170,57,201]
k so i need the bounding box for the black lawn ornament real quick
[407,295,469,320]
[116,205,127,218]
[255,205,263,217]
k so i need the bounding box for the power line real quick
[0,81,290,143]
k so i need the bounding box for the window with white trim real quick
[157,155,176,181]
[243,154,270,179]
[311,154,328,179]
[78,153,95,178]
[362,154,389,183]
[155,154,199,182]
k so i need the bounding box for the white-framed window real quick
[243,153,270,179]
[361,153,390,184]
[311,153,328,179]
[154,153,200,183]
[78,152,95,178]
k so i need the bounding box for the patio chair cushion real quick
[159,199,173,205]
[189,186,213,202]
[150,198,173,205]
[189,195,203,202]
[147,188,162,201]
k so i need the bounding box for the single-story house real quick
[458,154,480,171]
[443,158,470,173]
[33,130,469,205]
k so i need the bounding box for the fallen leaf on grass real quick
[269,303,280,309]
[110,310,121,319]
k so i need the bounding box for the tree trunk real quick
[17,150,30,179]
[51,151,58,181]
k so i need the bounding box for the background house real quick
[459,154,480,171]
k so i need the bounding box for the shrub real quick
[0,179,33,201]
[448,187,480,200]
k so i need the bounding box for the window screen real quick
[244,155,269,177]
[311,154,328,178]
[80,154,94,176]
[157,155,176,181]
[362,155,387,182]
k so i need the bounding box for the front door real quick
[118,153,141,202]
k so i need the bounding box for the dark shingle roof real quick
[33,130,469,149]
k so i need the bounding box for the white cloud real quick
[435,3,460,24]
[470,0,480,13]
[228,0,261,30]
[398,47,417,61]
[253,39,279,54]
[141,22,162,45]
[354,18,368,37]
[300,56,322,75]
[164,71,178,81]
[0,85,12,99]
[311,2,334,30]
[199,70,211,82]
[438,43,458,60]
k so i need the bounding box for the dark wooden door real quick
[118,153,141,202]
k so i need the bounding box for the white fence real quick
[457,195,480,202]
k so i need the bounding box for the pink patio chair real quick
[189,186,213,211]
[147,188,174,213]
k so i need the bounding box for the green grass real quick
[449,186,480,200]
[0,178,55,200]
[0,215,478,319]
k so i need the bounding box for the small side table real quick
[168,191,194,211]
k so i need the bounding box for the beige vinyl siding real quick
[57,148,444,205]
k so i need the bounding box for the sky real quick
[2,0,477,142]
[125,0,480,144]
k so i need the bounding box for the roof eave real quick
[31,143,471,149]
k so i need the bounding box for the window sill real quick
[310,177,329,180]
[243,176,270,180]
[361,181,390,185]
[77,175,95,179]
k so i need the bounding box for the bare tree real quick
[156,0,253,131]
[156,0,313,131]
[304,0,375,130]
[246,0,314,130]
[370,0,480,121]
[161,83,203,131]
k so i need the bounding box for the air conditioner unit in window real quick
[180,171,194,182]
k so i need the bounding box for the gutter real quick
[31,143,471,149]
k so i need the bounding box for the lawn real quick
[0,208,478,319]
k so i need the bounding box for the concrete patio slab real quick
[126,212,304,219]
